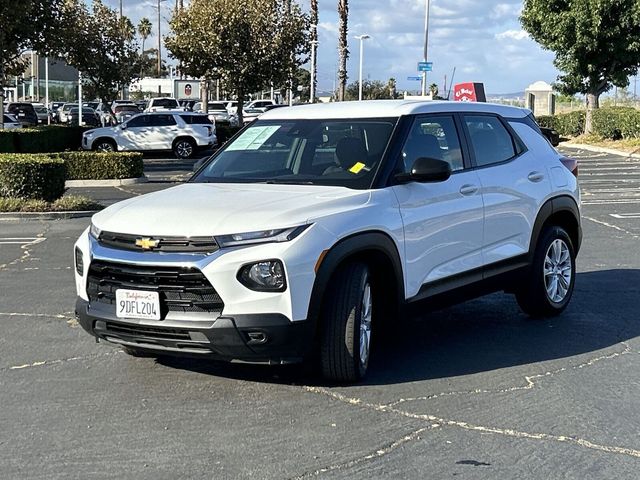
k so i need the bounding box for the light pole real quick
[354,34,370,101]
[45,56,50,124]
[310,40,318,103]
[421,0,431,97]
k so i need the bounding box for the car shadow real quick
[156,269,640,386]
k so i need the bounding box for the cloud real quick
[94,0,559,95]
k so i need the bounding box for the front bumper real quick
[75,298,314,363]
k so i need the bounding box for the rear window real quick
[208,103,227,111]
[180,115,213,125]
[152,98,179,109]
[115,105,139,113]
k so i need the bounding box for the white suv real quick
[82,112,217,159]
[74,101,582,382]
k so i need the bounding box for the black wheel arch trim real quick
[306,231,405,326]
[530,195,582,258]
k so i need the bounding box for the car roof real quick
[259,99,531,121]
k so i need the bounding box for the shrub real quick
[0,195,102,212]
[536,111,585,137]
[57,151,144,180]
[0,154,66,201]
[591,107,640,140]
[0,125,90,153]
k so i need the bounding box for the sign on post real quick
[407,76,422,81]
[418,62,433,72]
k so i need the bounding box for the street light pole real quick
[45,57,50,124]
[421,0,431,97]
[355,34,370,101]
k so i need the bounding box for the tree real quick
[166,0,309,124]
[0,0,67,127]
[337,0,349,101]
[521,0,640,133]
[345,79,395,101]
[310,0,318,101]
[429,83,439,98]
[62,0,140,109]
[139,49,169,78]
[137,18,153,77]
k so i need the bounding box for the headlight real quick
[75,247,84,275]
[89,222,101,239]
[215,225,310,248]
[237,260,286,292]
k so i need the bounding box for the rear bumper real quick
[75,298,314,364]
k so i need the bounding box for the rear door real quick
[120,114,153,150]
[392,114,485,298]
[461,113,552,267]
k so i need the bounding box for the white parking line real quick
[610,213,640,219]
[0,237,46,246]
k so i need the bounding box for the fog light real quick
[75,247,84,275]
[238,260,286,292]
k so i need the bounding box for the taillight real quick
[559,156,578,177]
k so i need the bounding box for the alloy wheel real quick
[543,239,572,303]
[359,282,372,368]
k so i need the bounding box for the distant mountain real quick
[487,91,526,99]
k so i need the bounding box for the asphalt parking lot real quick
[1,147,639,479]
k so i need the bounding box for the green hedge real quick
[0,154,66,201]
[57,151,144,180]
[0,125,90,154]
[536,111,586,137]
[591,107,640,140]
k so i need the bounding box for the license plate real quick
[115,290,160,320]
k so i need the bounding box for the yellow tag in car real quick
[349,162,366,174]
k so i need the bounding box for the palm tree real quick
[337,0,349,101]
[138,18,153,77]
[310,0,318,101]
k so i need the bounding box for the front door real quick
[392,114,485,299]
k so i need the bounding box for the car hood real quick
[92,183,371,237]
[84,125,117,136]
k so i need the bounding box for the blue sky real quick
[100,0,560,94]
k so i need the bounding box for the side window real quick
[149,115,177,127]
[464,115,517,167]
[401,115,464,173]
[126,115,150,128]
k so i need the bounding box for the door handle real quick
[459,184,479,196]
[528,171,545,183]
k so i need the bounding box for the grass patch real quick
[567,135,640,154]
[0,195,103,213]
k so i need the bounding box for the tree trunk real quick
[311,0,318,101]
[585,92,600,135]
[337,0,349,102]
[140,38,146,78]
[0,66,5,129]
[201,79,209,113]
[236,89,244,127]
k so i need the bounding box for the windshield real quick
[115,105,138,113]
[192,118,397,189]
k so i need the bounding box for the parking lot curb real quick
[65,177,148,187]
[0,210,99,221]
[560,142,640,159]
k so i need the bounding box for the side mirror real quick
[395,157,452,184]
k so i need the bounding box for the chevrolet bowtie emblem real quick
[135,237,160,250]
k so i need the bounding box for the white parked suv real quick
[81,112,217,159]
[74,100,581,382]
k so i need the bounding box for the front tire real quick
[94,139,116,152]
[320,262,373,382]
[173,138,196,159]
[516,226,576,317]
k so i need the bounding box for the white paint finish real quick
[392,170,484,295]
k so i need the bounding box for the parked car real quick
[95,103,116,126]
[245,99,277,112]
[32,103,53,124]
[113,104,140,124]
[540,126,561,147]
[145,97,184,112]
[134,100,147,112]
[74,100,582,382]
[4,102,38,127]
[241,107,264,124]
[58,103,78,123]
[224,100,239,115]
[81,112,216,158]
[178,99,198,111]
[67,107,101,127]
[2,113,22,129]
[193,101,236,126]
[110,100,131,111]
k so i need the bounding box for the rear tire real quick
[173,138,196,159]
[516,226,576,318]
[320,262,373,383]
